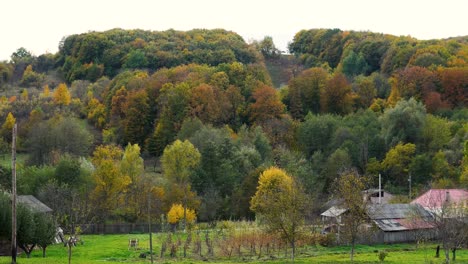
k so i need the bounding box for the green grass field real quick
[0,233,466,264]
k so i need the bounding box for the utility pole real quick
[378,174,381,205]
[11,123,17,264]
[148,191,154,264]
[408,173,412,199]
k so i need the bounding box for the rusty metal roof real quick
[367,204,433,231]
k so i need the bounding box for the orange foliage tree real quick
[321,72,353,114]
[438,67,468,107]
[249,84,285,124]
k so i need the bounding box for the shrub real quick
[318,233,335,247]
[378,250,388,262]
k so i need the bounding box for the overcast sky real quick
[1,0,467,61]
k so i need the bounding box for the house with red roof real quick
[411,189,468,217]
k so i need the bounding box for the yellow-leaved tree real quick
[53,83,71,106]
[90,145,131,220]
[42,84,51,98]
[250,167,307,262]
[167,203,196,226]
[162,140,201,231]
[120,143,145,219]
[1,112,16,142]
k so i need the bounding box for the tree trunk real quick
[21,244,35,258]
[68,242,72,264]
[291,240,295,263]
[444,247,450,264]
[183,187,187,232]
[42,246,46,258]
[350,240,355,262]
[452,248,456,261]
[436,245,440,258]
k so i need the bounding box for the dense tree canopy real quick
[0,27,466,227]
[58,28,260,82]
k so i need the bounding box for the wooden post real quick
[11,123,17,264]
[408,173,412,199]
[148,191,154,264]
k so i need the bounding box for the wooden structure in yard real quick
[128,238,139,250]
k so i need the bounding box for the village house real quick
[320,190,437,244]
[411,189,468,217]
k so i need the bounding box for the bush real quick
[318,233,335,247]
[378,250,388,262]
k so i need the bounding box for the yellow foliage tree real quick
[42,85,51,98]
[90,145,131,218]
[20,89,29,101]
[1,112,16,142]
[53,83,71,106]
[167,203,196,225]
[250,167,307,261]
[386,81,401,107]
[2,112,16,131]
[87,98,106,128]
[162,140,201,230]
[381,142,416,186]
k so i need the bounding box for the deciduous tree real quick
[381,142,416,186]
[249,84,285,124]
[380,98,426,148]
[333,170,370,262]
[120,143,145,220]
[288,67,329,118]
[53,83,71,106]
[162,140,201,230]
[122,90,151,147]
[250,167,307,262]
[90,145,130,221]
[34,212,56,258]
[167,203,196,226]
[1,112,16,142]
[321,72,354,114]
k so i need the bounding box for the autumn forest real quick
[0,28,467,226]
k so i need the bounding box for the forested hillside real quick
[0,28,466,226]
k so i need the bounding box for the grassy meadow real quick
[0,233,466,264]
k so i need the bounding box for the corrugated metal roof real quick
[17,195,53,213]
[367,204,431,220]
[368,204,434,231]
[373,219,407,231]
